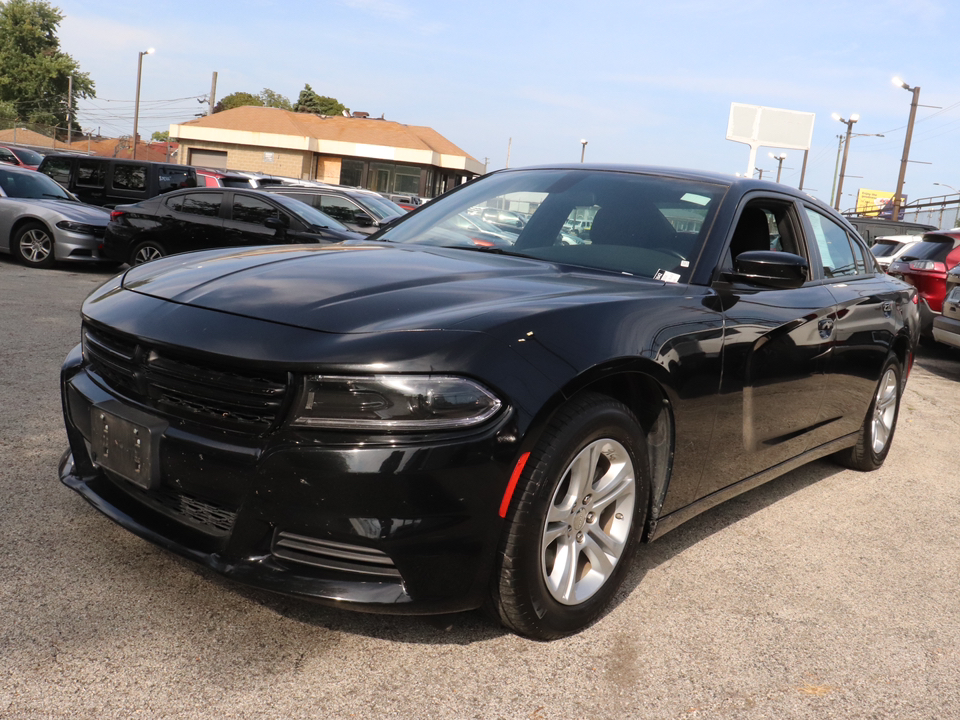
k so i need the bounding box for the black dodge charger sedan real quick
[60,165,919,639]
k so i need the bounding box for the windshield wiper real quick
[446,244,527,257]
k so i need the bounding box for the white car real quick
[870,234,922,270]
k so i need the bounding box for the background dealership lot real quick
[2,258,959,719]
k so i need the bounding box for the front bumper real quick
[60,345,519,614]
[53,228,110,263]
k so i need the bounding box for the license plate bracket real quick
[90,401,167,491]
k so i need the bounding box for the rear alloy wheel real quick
[834,355,902,471]
[13,222,56,268]
[130,241,166,265]
[491,393,649,640]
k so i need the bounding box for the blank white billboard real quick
[727,103,816,178]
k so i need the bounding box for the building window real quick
[340,159,364,187]
[394,165,420,194]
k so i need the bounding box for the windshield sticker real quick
[654,269,681,283]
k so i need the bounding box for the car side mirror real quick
[264,215,288,230]
[730,250,808,289]
[354,213,374,227]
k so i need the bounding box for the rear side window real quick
[167,192,222,217]
[113,163,147,192]
[40,157,72,185]
[805,208,858,278]
[77,159,105,188]
[158,166,197,194]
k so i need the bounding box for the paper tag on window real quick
[654,270,681,283]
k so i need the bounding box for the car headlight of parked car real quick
[290,374,502,430]
[56,220,99,235]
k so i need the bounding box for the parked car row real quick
[886,230,960,340]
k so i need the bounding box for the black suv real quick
[38,154,197,208]
[260,185,406,234]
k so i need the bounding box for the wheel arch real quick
[517,358,676,540]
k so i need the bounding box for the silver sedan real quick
[0,164,111,269]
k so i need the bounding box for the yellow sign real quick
[855,188,904,217]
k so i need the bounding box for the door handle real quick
[818,318,835,339]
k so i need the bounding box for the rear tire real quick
[834,355,902,471]
[130,241,166,265]
[490,393,650,640]
[12,222,56,268]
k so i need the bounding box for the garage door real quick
[189,149,228,170]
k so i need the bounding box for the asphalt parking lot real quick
[2,257,959,720]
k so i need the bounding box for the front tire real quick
[130,241,166,265]
[12,222,56,268]
[834,355,902,471]
[490,393,650,640]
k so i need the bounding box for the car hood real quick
[120,243,668,334]
[26,198,111,224]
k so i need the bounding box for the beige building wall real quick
[181,139,313,179]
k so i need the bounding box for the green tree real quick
[213,91,263,113]
[293,84,347,116]
[0,0,95,137]
[151,130,169,142]
[258,88,292,110]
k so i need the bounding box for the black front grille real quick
[83,324,290,433]
[272,531,401,578]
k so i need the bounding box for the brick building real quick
[169,106,484,198]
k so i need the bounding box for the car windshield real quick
[0,166,72,200]
[356,193,405,220]
[270,193,349,231]
[377,168,727,282]
[10,147,44,165]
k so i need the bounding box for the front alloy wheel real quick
[490,393,649,640]
[14,222,56,268]
[541,438,636,605]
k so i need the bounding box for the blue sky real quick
[57,0,960,209]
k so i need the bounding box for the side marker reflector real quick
[498,452,531,518]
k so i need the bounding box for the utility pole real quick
[892,78,921,221]
[66,74,73,145]
[505,137,512,169]
[833,113,859,210]
[209,71,218,115]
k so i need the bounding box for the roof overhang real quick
[170,124,484,175]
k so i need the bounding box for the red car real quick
[0,144,44,170]
[887,230,960,336]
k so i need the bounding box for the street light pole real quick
[832,113,859,210]
[892,77,920,221]
[132,47,155,160]
[580,139,588,163]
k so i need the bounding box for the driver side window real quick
[723,199,806,275]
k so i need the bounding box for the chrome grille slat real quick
[272,530,401,578]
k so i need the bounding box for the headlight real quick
[56,221,98,235]
[291,375,502,430]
